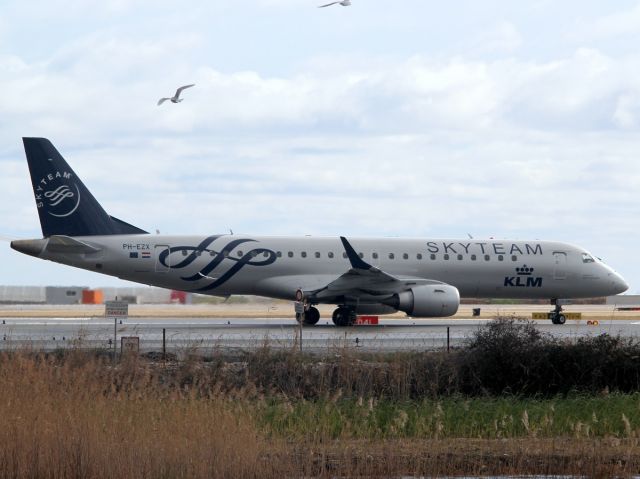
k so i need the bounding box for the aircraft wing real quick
[306,237,441,301]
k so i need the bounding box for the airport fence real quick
[1,318,640,398]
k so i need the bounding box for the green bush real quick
[458,318,640,396]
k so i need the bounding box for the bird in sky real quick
[157,84,195,106]
[318,0,351,8]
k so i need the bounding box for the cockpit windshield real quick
[582,253,595,263]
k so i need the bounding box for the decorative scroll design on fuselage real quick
[158,236,277,291]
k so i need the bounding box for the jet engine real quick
[392,284,460,317]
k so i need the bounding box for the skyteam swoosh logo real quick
[41,183,81,218]
[159,236,277,291]
[34,169,81,218]
[45,185,74,206]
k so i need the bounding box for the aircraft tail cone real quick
[10,239,47,258]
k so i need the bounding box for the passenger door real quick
[553,252,567,280]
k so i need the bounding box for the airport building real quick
[0,286,190,305]
[606,295,640,306]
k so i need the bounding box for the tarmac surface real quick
[0,304,639,354]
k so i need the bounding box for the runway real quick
[1,315,639,354]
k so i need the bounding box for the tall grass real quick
[1,352,639,477]
[0,352,275,478]
[2,318,640,477]
[257,394,640,440]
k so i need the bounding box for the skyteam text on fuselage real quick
[11,138,628,326]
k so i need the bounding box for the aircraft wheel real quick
[556,314,566,325]
[331,308,342,326]
[303,306,320,326]
[332,307,355,327]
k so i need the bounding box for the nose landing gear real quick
[550,300,566,325]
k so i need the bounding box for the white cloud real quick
[613,93,640,128]
[1,0,640,290]
[470,21,523,55]
[588,3,640,39]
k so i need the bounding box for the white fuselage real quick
[30,234,628,303]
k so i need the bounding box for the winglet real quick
[340,236,372,270]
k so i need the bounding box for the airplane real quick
[11,138,628,326]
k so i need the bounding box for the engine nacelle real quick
[394,284,460,317]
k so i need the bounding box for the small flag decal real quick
[142,251,151,258]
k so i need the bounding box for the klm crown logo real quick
[516,265,534,276]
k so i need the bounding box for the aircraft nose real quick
[610,272,629,295]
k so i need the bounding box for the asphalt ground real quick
[0,304,638,354]
[1,302,638,320]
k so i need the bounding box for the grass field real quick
[258,394,640,440]
[1,350,639,478]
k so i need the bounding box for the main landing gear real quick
[293,304,356,327]
[332,306,356,327]
[295,306,320,326]
[550,300,566,325]
[294,289,320,326]
[292,290,356,327]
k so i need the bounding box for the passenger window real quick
[315,252,321,258]
[484,255,490,261]
[288,251,293,258]
[417,253,422,260]
[444,254,450,260]
[328,252,334,258]
[372,252,379,259]
[301,252,307,258]
[401,253,407,260]
[210,251,215,256]
[359,252,364,258]
[238,251,243,257]
[343,252,347,259]
[195,251,201,257]
[430,254,436,260]
[511,255,517,261]
[471,254,476,261]
[389,253,395,260]
[250,251,258,258]
[277,251,282,258]
[182,250,187,256]
[498,255,504,261]
[457,254,463,260]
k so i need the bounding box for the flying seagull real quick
[157,84,195,106]
[318,0,351,7]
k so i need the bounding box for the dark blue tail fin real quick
[23,137,148,237]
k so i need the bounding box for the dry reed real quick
[1,347,639,478]
[0,352,276,478]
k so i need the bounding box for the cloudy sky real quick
[1,0,640,292]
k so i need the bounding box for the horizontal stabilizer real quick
[45,235,102,254]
